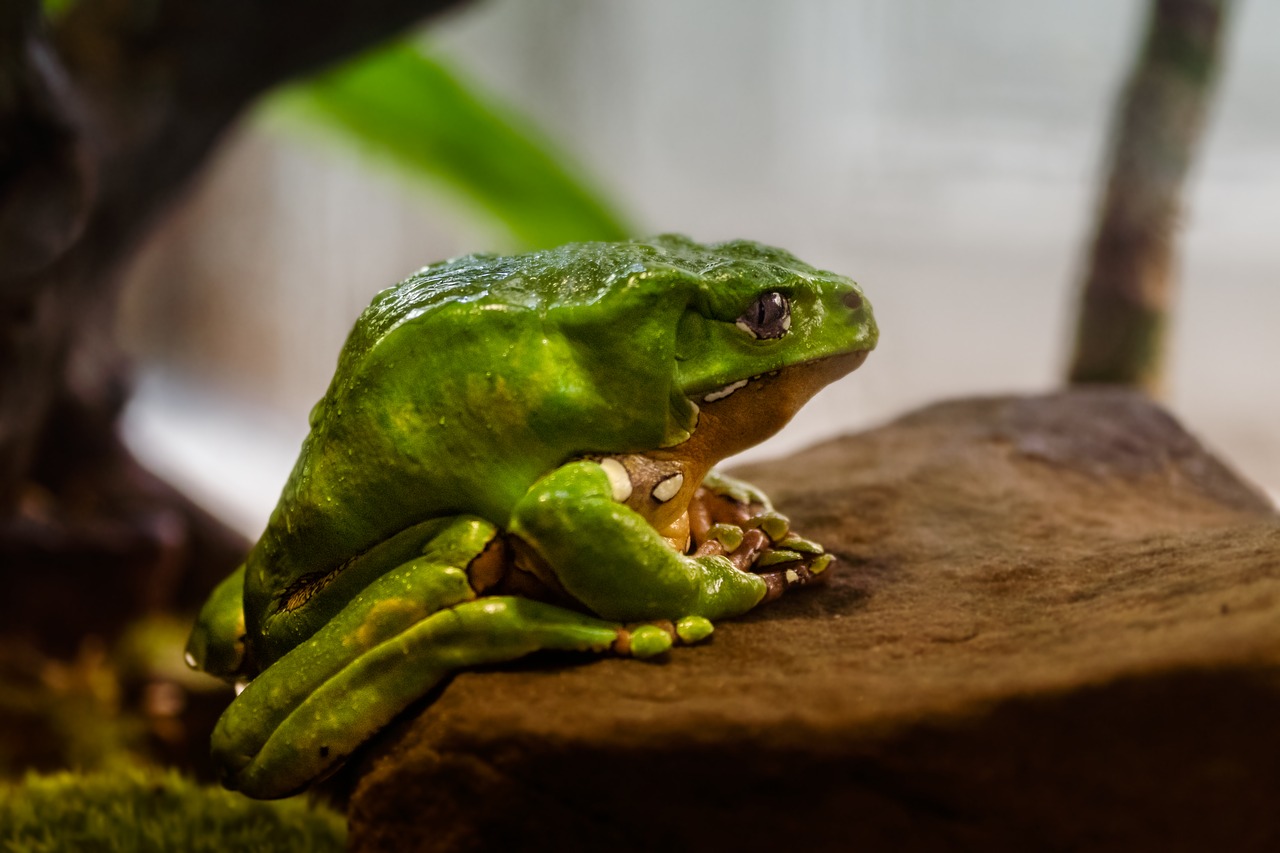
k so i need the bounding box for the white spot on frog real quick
[599,457,633,502]
[652,473,684,503]
[703,379,749,403]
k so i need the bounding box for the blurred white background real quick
[119,0,1280,533]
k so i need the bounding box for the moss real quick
[0,767,345,852]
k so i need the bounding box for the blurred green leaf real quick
[269,40,631,250]
[41,0,77,21]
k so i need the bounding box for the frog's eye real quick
[735,292,791,340]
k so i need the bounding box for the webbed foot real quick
[689,473,833,604]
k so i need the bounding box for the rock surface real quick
[347,390,1280,852]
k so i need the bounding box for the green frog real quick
[185,235,877,798]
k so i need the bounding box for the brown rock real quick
[347,389,1280,852]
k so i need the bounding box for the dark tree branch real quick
[0,0,469,648]
[1067,0,1233,392]
[0,1,92,281]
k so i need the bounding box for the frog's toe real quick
[745,510,790,543]
[675,615,714,644]
[616,624,674,658]
[631,624,675,658]
[756,553,835,604]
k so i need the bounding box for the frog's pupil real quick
[739,292,789,339]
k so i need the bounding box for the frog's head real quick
[663,236,878,459]
[331,234,874,475]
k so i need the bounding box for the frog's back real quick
[337,234,811,368]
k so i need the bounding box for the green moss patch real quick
[0,767,344,852]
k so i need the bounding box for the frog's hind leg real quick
[224,597,639,799]
[214,531,642,798]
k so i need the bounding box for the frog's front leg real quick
[211,517,660,800]
[509,461,772,623]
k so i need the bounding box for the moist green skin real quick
[185,235,877,799]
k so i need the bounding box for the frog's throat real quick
[636,348,870,537]
[680,348,870,465]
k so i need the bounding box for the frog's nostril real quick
[842,291,863,311]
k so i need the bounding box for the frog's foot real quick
[688,480,833,605]
[693,527,831,605]
[213,548,628,799]
[697,469,774,511]
[688,480,780,545]
[751,553,833,604]
[611,614,715,657]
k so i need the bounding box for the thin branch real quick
[1067,0,1232,392]
[0,0,468,644]
[0,0,468,508]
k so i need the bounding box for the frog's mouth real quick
[683,349,870,462]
